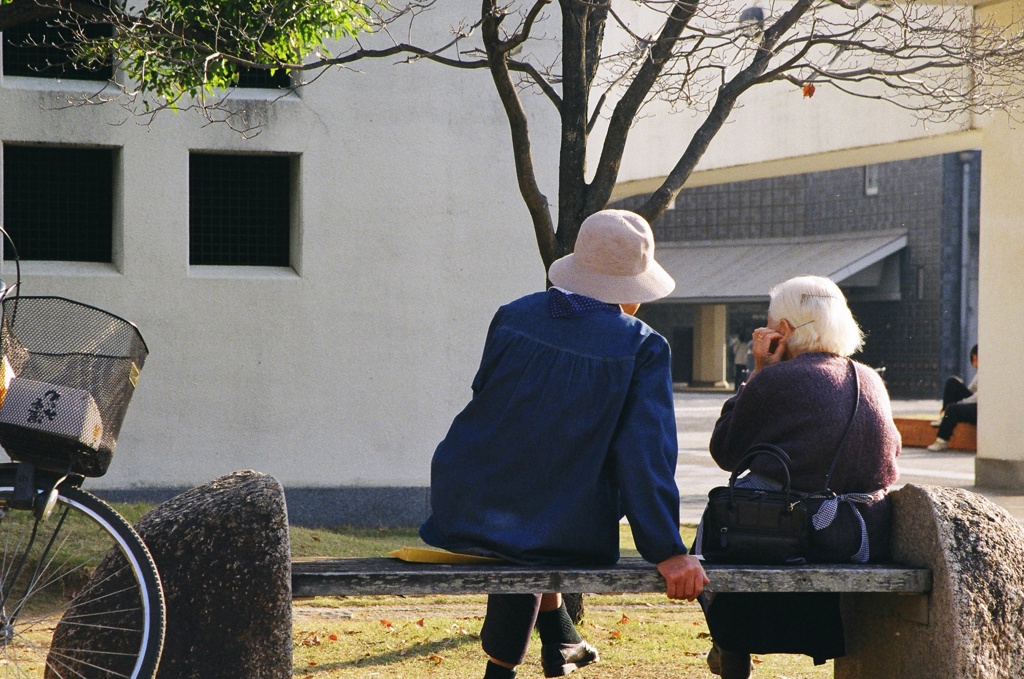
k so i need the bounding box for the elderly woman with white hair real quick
[701,275,901,679]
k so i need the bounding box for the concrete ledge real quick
[893,416,976,450]
[94,486,431,528]
[975,457,1024,491]
[283,486,430,527]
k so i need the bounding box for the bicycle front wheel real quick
[0,483,165,678]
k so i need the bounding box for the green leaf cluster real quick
[87,0,372,103]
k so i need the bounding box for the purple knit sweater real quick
[710,352,901,562]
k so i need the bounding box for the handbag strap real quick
[819,358,860,492]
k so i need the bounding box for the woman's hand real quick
[749,326,786,376]
[657,554,709,601]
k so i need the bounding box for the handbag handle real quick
[727,443,797,506]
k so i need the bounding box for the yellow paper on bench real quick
[389,547,503,564]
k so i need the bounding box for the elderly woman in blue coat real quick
[420,209,708,679]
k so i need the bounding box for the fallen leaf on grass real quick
[328,634,339,641]
[295,631,322,647]
[618,614,630,625]
[380,619,394,629]
[610,630,622,639]
[427,654,445,665]
[697,631,711,639]
[416,619,425,627]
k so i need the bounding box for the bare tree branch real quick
[638,0,817,222]
[480,0,559,269]
[588,0,699,216]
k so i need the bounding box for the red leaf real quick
[802,83,816,98]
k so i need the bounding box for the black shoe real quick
[707,643,722,676]
[541,640,599,677]
[707,643,754,678]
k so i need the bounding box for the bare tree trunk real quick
[563,592,585,624]
[555,0,592,256]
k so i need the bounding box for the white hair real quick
[768,276,864,357]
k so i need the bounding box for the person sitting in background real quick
[928,344,978,452]
[419,209,708,679]
[731,331,751,391]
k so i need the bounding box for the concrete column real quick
[692,304,729,387]
[974,0,1024,491]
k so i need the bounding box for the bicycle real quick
[0,291,165,678]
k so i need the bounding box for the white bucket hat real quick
[548,209,676,304]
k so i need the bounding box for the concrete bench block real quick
[137,470,293,679]
[836,484,1024,679]
[893,416,976,450]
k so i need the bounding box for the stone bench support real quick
[836,484,1024,679]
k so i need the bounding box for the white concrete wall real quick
[2,0,1021,499]
[619,79,969,183]
[973,0,1024,489]
[0,5,555,491]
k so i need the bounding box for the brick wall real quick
[616,152,981,398]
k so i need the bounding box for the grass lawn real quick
[289,523,833,679]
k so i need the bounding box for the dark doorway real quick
[671,327,694,384]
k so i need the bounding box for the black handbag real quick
[700,443,811,565]
[700,360,860,566]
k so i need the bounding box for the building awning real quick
[655,230,908,304]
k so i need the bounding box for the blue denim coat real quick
[419,290,686,565]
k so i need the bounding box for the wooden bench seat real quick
[291,556,931,598]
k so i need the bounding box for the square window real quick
[2,145,114,262]
[236,66,291,89]
[189,154,293,266]
[2,14,114,80]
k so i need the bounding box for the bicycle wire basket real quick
[0,296,148,477]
